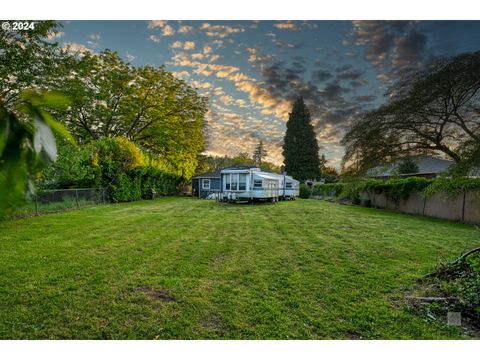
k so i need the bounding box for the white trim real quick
[202,179,211,190]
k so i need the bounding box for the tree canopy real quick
[1,22,208,182]
[342,51,480,174]
[282,97,320,181]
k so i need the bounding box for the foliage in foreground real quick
[0,91,73,215]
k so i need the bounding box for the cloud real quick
[62,42,92,56]
[47,31,64,40]
[147,20,175,37]
[178,25,193,34]
[148,35,161,43]
[148,20,167,29]
[352,21,429,81]
[200,23,245,38]
[88,33,101,41]
[392,28,428,68]
[184,41,195,50]
[272,39,304,49]
[273,21,298,31]
[162,25,175,36]
[203,45,213,55]
[336,69,364,81]
[312,69,332,82]
[191,53,204,60]
[170,41,183,49]
[353,95,376,102]
[219,95,234,105]
[125,51,136,62]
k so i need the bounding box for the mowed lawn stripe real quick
[0,197,478,339]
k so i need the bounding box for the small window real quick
[253,179,263,188]
[225,175,230,190]
[239,174,246,191]
[231,174,238,191]
[202,179,211,189]
[286,182,292,189]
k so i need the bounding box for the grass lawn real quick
[0,197,478,339]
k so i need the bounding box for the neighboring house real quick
[368,156,454,179]
[191,170,222,198]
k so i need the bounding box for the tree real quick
[252,139,268,166]
[397,158,419,175]
[318,153,338,182]
[56,50,208,180]
[0,21,64,111]
[282,97,320,181]
[342,51,480,174]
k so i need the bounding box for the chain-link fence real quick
[6,188,108,219]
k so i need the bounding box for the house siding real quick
[197,177,221,198]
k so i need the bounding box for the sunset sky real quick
[55,20,480,168]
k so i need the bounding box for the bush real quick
[40,136,180,202]
[38,140,99,189]
[312,183,344,197]
[423,177,480,198]
[299,183,311,199]
[314,177,436,202]
[110,172,141,202]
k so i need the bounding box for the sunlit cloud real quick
[273,21,298,31]
[200,23,245,38]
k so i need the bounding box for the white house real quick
[219,166,299,203]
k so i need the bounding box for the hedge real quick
[313,177,480,202]
[39,137,180,203]
[109,168,178,203]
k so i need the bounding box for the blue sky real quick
[54,20,480,167]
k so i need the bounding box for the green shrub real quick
[312,183,344,197]
[38,140,99,189]
[40,136,180,203]
[314,177,434,202]
[424,177,480,198]
[299,184,311,199]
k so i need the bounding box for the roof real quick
[191,170,221,179]
[222,165,260,170]
[368,156,454,177]
[254,172,281,181]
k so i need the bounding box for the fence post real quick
[75,189,79,208]
[461,191,466,223]
[422,196,427,216]
[35,193,39,215]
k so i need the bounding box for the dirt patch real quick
[137,287,176,302]
[201,314,229,337]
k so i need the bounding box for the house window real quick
[225,175,230,190]
[253,179,263,188]
[286,182,292,189]
[231,174,238,191]
[202,179,210,190]
[239,174,246,191]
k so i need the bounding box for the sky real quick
[54,20,480,168]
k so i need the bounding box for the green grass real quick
[2,197,98,220]
[0,197,478,339]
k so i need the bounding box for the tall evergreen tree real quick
[253,139,268,166]
[282,97,320,181]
